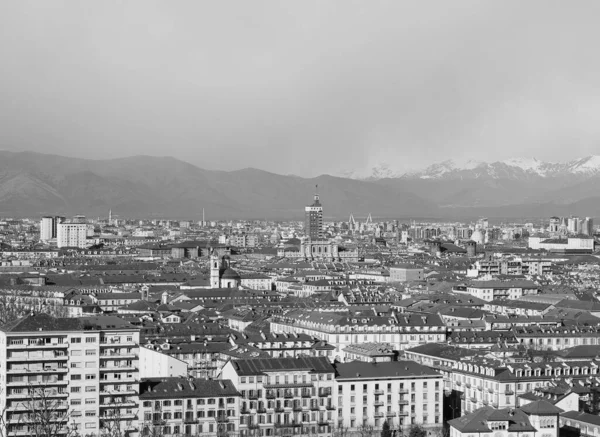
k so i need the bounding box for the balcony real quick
[399,411,409,416]
[257,407,267,414]
[100,352,138,359]
[317,420,330,426]
[477,386,483,391]
[326,405,335,410]
[318,389,332,397]
[100,400,137,408]
[241,409,251,415]
[374,401,384,407]
[293,406,303,412]
[275,407,284,413]
[266,392,276,399]
[374,390,385,395]
[386,412,396,417]
[152,419,166,426]
[310,405,320,411]
[470,397,477,403]
[99,364,138,372]
[505,390,514,395]
[398,389,409,394]
[398,399,409,405]
[465,383,471,389]
[248,393,259,400]
[8,342,68,349]
[8,367,69,374]
[301,391,312,398]
[264,382,313,389]
[8,354,68,362]
[100,389,137,396]
[374,412,385,418]
[216,416,229,423]
[283,392,294,399]
[184,417,196,424]
[455,381,462,387]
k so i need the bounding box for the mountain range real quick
[1,151,600,220]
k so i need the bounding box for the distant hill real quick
[0,151,435,219]
[1,151,599,220]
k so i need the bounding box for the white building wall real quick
[139,347,188,378]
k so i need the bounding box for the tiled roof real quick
[231,356,334,376]
[334,360,440,379]
[139,378,240,399]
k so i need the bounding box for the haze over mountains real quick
[1,151,599,220]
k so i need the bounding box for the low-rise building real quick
[139,378,241,437]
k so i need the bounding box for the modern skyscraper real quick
[304,186,323,240]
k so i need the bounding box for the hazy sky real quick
[2,1,600,176]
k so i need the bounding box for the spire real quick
[311,184,321,207]
[366,213,372,224]
[349,213,355,224]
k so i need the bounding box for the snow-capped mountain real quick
[339,156,600,180]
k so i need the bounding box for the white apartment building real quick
[0,314,140,437]
[57,222,88,248]
[334,361,443,433]
[221,356,336,437]
[270,310,446,359]
[40,216,54,242]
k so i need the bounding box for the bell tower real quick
[210,250,221,289]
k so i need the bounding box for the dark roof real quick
[561,411,600,426]
[231,356,334,376]
[139,378,240,399]
[449,407,536,433]
[0,314,137,333]
[221,268,241,280]
[334,360,441,379]
[519,400,562,415]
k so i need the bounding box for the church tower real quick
[304,185,324,241]
[210,251,221,288]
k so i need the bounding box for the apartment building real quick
[388,265,424,282]
[459,281,539,302]
[405,343,600,414]
[270,310,446,359]
[57,222,88,249]
[221,356,336,437]
[449,401,560,437]
[139,378,240,437]
[513,326,600,350]
[0,313,140,437]
[334,361,443,432]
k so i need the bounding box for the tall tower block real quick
[304,185,324,241]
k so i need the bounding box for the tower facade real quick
[210,252,222,288]
[304,186,323,241]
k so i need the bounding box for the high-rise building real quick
[40,216,54,242]
[304,186,323,241]
[57,222,88,248]
[39,216,65,242]
[0,314,140,437]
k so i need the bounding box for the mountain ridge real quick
[1,150,600,219]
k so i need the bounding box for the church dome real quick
[221,268,241,280]
[470,229,485,245]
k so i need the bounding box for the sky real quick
[1,1,600,177]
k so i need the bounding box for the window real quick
[71,338,82,344]
[85,350,96,356]
[85,337,96,343]
[71,387,81,393]
[71,399,82,405]
[85,374,96,380]
[85,386,96,392]
[71,375,82,381]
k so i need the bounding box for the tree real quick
[358,422,376,437]
[381,420,392,437]
[408,424,427,437]
[16,385,79,437]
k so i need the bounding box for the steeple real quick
[312,184,321,207]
